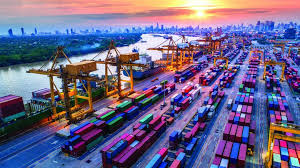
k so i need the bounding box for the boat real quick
[163,35,170,39]
[140,40,147,43]
[123,48,164,79]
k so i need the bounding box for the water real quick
[0,34,188,101]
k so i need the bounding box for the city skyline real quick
[0,0,300,34]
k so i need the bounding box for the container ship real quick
[123,48,164,79]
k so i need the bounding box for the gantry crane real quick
[148,35,193,70]
[94,41,145,98]
[249,48,264,63]
[27,46,102,123]
[265,123,300,168]
[213,57,228,69]
[263,60,286,81]
[287,45,300,58]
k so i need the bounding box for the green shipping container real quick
[100,111,116,121]
[141,99,151,107]
[89,118,98,123]
[2,111,26,123]
[86,135,104,151]
[160,80,168,86]
[150,95,160,104]
[135,94,146,103]
[117,101,129,108]
[108,117,124,128]
[139,114,153,124]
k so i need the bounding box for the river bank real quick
[0,33,142,67]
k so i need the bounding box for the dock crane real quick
[265,123,300,168]
[213,57,228,69]
[263,60,286,81]
[249,48,264,63]
[148,35,192,70]
[27,46,102,123]
[94,41,145,98]
[287,45,300,58]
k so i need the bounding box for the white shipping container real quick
[208,112,213,119]
[237,105,243,113]
[171,93,178,102]
[240,113,246,118]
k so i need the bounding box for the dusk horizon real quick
[1,0,300,34]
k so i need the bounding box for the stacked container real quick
[0,95,25,123]
[101,114,166,168]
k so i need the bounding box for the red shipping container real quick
[273,145,280,154]
[125,135,135,145]
[229,124,237,141]
[133,123,142,131]
[136,130,147,141]
[158,147,168,159]
[170,159,181,168]
[213,156,221,165]
[238,143,247,167]
[199,122,206,131]
[281,161,289,168]
[113,145,132,166]
[223,123,231,140]
[132,129,140,137]
[280,140,287,148]
[74,123,95,136]
[247,106,252,114]
[245,114,251,126]
[288,149,297,158]
[184,132,192,142]
[149,115,162,129]
[191,122,200,137]
[235,126,243,143]
[176,148,184,156]
[82,128,102,144]
[223,141,233,159]
[216,140,226,157]
[72,141,86,156]
[121,133,129,140]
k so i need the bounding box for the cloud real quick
[205,8,272,15]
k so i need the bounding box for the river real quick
[0,34,190,101]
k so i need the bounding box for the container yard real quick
[0,32,299,168]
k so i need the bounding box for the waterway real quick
[0,34,189,101]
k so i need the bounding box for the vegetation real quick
[0,33,142,67]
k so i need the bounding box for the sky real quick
[0,0,300,34]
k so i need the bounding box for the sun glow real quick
[196,10,205,17]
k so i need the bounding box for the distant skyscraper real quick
[284,28,296,39]
[34,28,37,35]
[161,25,164,31]
[66,29,69,35]
[156,22,159,31]
[21,27,25,36]
[8,28,13,36]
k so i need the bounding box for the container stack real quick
[170,82,201,117]
[61,119,104,157]
[146,85,225,167]
[0,95,26,123]
[218,65,240,88]
[199,63,224,86]
[272,139,300,168]
[211,64,258,168]
[235,51,248,65]
[285,67,300,94]
[32,88,58,99]
[101,114,167,168]
[174,65,201,83]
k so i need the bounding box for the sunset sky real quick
[0,0,299,34]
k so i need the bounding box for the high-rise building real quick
[66,29,69,35]
[284,28,296,39]
[8,29,13,36]
[161,25,164,31]
[21,27,25,36]
[34,28,37,35]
